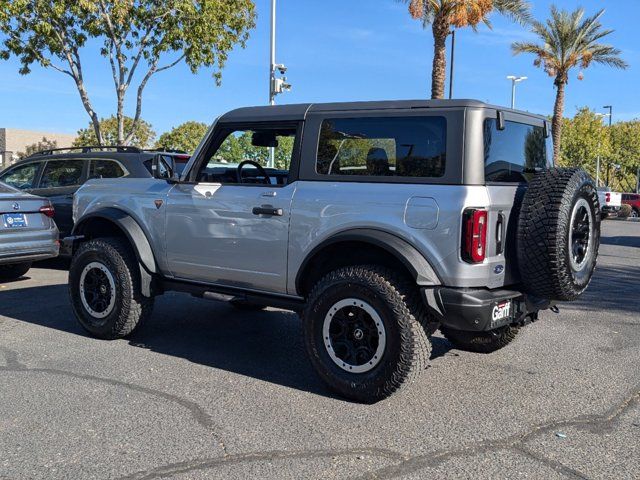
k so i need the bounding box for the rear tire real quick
[0,262,32,281]
[441,325,519,353]
[69,237,154,339]
[302,265,431,403]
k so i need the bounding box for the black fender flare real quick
[72,208,158,297]
[296,228,441,293]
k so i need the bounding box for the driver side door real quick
[164,123,299,294]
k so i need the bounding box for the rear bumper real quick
[0,239,59,265]
[422,286,552,332]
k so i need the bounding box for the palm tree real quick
[512,7,628,162]
[403,0,531,99]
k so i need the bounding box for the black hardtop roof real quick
[219,99,547,123]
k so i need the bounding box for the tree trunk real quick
[117,89,125,146]
[551,79,566,163]
[430,19,449,100]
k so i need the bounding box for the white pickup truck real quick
[597,187,622,218]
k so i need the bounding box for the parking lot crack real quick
[353,384,640,479]
[116,448,407,480]
[0,358,229,457]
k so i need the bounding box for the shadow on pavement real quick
[0,283,452,399]
[569,264,640,315]
[600,235,640,249]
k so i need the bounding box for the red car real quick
[622,193,640,218]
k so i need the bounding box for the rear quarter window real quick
[90,159,126,179]
[316,116,446,179]
[484,119,552,183]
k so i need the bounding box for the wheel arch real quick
[72,208,157,275]
[295,228,441,296]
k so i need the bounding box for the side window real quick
[316,116,447,178]
[0,163,39,189]
[39,160,84,188]
[484,119,551,183]
[90,160,126,179]
[198,127,297,184]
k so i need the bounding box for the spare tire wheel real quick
[517,168,600,301]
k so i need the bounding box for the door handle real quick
[261,191,277,197]
[252,206,283,216]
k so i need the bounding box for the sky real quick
[0,0,638,137]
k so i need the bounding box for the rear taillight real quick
[462,208,488,263]
[605,193,611,203]
[39,205,55,218]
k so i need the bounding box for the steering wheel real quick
[236,160,271,185]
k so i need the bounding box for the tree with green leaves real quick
[401,0,530,99]
[560,108,640,192]
[18,137,57,158]
[73,116,155,148]
[156,121,208,152]
[0,0,255,146]
[559,107,611,178]
[512,6,627,162]
[609,120,640,192]
[216,131,295,170]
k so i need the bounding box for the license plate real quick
[2,213,27,228]
[491,300,513,328]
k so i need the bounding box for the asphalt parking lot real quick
[1,220,639,479]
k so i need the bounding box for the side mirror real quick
[543,120,551,138]
[151,154,179,182]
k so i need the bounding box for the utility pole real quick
[448,30,455,99]
[507,76,527,109]
[267,0,291,167]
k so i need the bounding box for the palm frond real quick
[512,5,627,83]
[493,0,532,25]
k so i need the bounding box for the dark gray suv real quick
[0,147,190,237]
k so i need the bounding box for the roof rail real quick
[145,148,189,154]
[27,145,142,157]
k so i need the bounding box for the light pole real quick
[267,0,291,167]
[602,106,613,186]
[448,30,455,99]
[506,76,527,109]
[595,112,611,187]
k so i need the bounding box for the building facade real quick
[0,128,76,168]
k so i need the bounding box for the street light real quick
[595,112,612,187]
[506,76,527,109]
[603,105,613,126]
[267,0,292,167]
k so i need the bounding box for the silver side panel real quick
[287,181,511,294]
[74,178,173,272]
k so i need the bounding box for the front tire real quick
[302,265,431,403]
[0,262,32,281]
[440,325,519,353]
[69,237,154,339]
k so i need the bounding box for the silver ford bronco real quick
[65,100,600,402]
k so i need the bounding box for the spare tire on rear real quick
[517,168,600,301]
